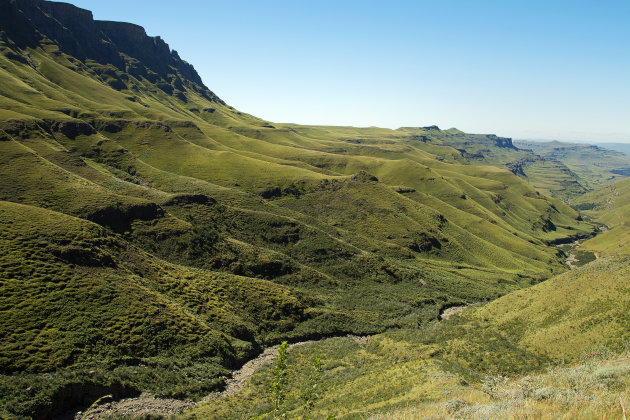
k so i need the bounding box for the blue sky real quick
[60,1,629,142]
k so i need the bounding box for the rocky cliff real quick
[1,0,222,102]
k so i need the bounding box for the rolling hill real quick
[1,0,628,418]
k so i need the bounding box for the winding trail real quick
[72,335,369,419]
[73,394,194,420]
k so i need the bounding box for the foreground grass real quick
[374,351,630,419]
[187,334,630,419]
[466,255,630,360]
[190,255,630,419]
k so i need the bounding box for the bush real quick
[269,341,289,416]
[189,225,220,255]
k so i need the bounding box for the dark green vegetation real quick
[0,200,307,417]
[0,0,628,419]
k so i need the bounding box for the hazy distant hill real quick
[515,139,630,190]
[598,142,630,156]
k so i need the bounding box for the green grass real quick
[517,158,589,201]
[1,2,628,418]
[0,201,312,417]
[190,343,630,419]
[374,350,630,419]
[190,255,630,419]
[571,177,630,256]
[467,255,630,360]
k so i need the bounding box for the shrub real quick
[189,225,220,255]
[269,341,289,417]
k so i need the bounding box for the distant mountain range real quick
[519,138,630,155]
[598,142,630,155]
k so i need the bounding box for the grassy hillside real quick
[2,1,628,419]
[191,167,630,419]
[572,177,630,256]
[511,157,589,201]
[191,255,630,419]
[467,255,630,359]
[0,201,315,417]
[191,342,630,419]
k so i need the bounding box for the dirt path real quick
[439,304,470,320]
[74,393,194,420]
[560,236,602,270]
[72,335,368,419]
[438,304,472,321]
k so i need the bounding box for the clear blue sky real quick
[58,0,629,142]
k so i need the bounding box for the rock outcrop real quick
[2,0,224,103]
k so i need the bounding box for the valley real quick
[0,0,629,419]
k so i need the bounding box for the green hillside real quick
[468,255,630,358]
[0,200,310,417]
[191,255,630,419]
[1,0,628,419]
[515,140,630,192]
[572,177,630,256]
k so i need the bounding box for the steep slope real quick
[467,255,630,359]
[0,201,311,418]
[0,201,312,369]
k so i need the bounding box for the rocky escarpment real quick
[505,159,530,176]
[485,134,516,149]
[1,0,224,103]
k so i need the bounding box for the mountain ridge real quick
[1,0,222,102]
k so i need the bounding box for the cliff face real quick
[1,0,221,101]
[486,134,516,149]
